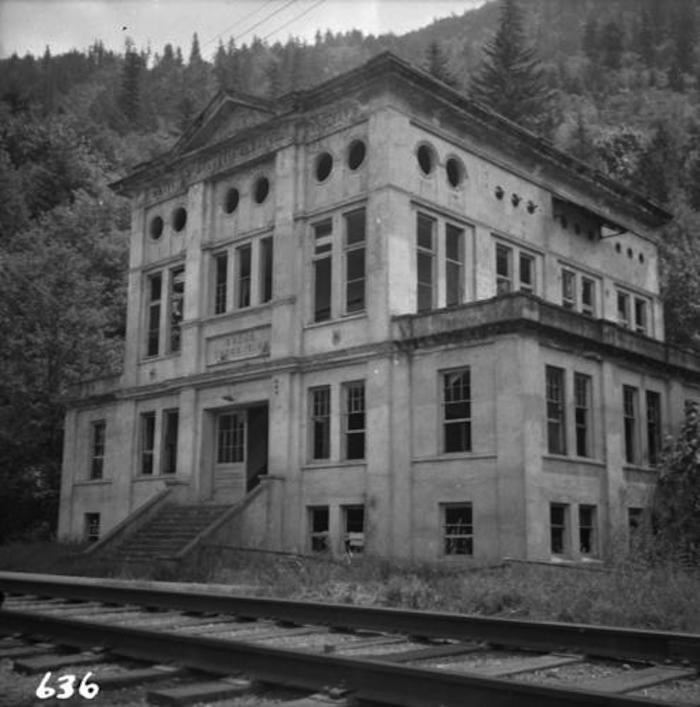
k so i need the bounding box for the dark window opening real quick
[562,269,576,310]
[417,213,435,311]
[85,513,100,543]
[546,366,566,455]
[344,381,365,460]
[310,386,331,460]
[313,220,333,322]
[162,409,179,475]
[550,503,567,554]
[344,208,366,314]
[574,373,591,458]
[579,505,596,555]
[225,187,239,214]
[519,253,535,293]
[623,385,638,464]
[147,273,162,357]
[446,157,465,188]
[172,207,187,232]
[315,152,333,182]
[214,252,228,314]
[236,244,251,308]
[347,139,366,170]
[169,266,185,352]
[444,504,473,556]
[617,291,630,328]
[495,243,512,294]
[581,277,595,316]
[149,216,163,240]
[443,370,471,453]
[254,176,270,204]
[90,420,106,480]
[310,507,329,552]
[140,412,156,476]
[344,506,365,555]
[260,237,274,303]
[646,391,661,466]
[417,144,434,175]
[445,224,464,307]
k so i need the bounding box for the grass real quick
[1,541,699,633]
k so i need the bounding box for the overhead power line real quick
[260,0,327,42]
[200,0,279,51]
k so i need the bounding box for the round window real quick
[224,187,239,214]
[172,207,187,232]
[347,139,366,170]
[315,152,333,182]
[417,143,435,175]
[149,215,164,240]
[445,156,465,188]
[254,176,270,204]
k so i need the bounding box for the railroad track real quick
[1,571,699,706]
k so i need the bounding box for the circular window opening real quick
[615,242,621,253]
[149,215,164,240]
[639,253,645,263]
[254,176,270,204]
[445,157,465,188]
[417,144,435,176]
[347,139,366,170]
[315,152,333,182]
[627,247,633,258]
[172,207,187,232]
[224,187,239,214]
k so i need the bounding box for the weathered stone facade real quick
[58,52,700,563]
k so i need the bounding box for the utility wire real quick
[260,0,327,42]
[231,0,300,46]
[200,0,279,51]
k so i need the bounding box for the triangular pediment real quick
[173,92,276,156]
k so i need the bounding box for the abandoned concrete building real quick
[58,51,700,563]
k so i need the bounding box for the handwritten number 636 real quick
[35,671,100,700]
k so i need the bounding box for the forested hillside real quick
[2,0,700,540]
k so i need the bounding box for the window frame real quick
[442,502,474,557]
[309,506,330,553]
[343,380,366,461]
[546,366,567,456]
[235,243,252,309]
[161,409,179,475]
[550,502,569,556]
[217,411,246,465]
[343,208,366,315]
[343,505,365,555]
[146,272,162,357]
[445,223,465,306]
[623,385,638,465]
[213,251,228,315]
[167,265,185,353]
[574,372,592,458]
[312,218,333,322]
[416,212,436,312]
[442,368,472,454]
[578,504,597,557]
[139,411,156,476]
[494,238,539,296]
[646,390,662,467]
[90,420,106,480]
[309,386,331,461]
[84,513,100,543]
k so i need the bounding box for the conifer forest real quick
[2,0,700,541]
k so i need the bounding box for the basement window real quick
[343,505,365,556]
[550,503,569,555]
[309,507,329,553]
[442,503,473,556]
[84,513,100,543]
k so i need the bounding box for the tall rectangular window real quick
[344,208,366,314]
[443,369,471,453]
[236,244,252,309]
[90,420,106,480]
[146,273,162,357]
[260,237,274,304]
[309,507,329,553]
[343,505,365,555]
[313,219,333,322]
[416,213,436,312]
[581,277,595,316]
[214,252,228,314]
[550,503,568,555]
[579,505,597,556]
[495,243,512,294]
[162,409,179,475]
[344,381,365,460]
[617,291,630,328]
[574,373,592,458]
[546,366,566,455]
[443,503,473,556]
[310,386,331,460]
[140,412,156,476]
[646,391,661,466]
[217,412,245,464]
[168,266,185,353]
[519,253,535,294]
[84,513,100,543]
[623,385,638,464]
[635,298,648,335]
[445,224,464,307]
[562,269,576,310]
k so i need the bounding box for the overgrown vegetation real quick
[3,0,700,540]
[1,543,699,633]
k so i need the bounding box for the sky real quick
[0,0,488,60]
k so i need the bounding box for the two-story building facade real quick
[58,52,700,563]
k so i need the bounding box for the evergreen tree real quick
[469,0,554,134]
[582,16,598,62]
[635,10,655,67]
[188,32,203,66]
[424,40,456,87]
[119,39,142,126]
[600,20,624,71]
[635,122,678,205]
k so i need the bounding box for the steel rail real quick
[1,571,699,665]
[0,609,675,707]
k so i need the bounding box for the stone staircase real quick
[116,504,231,562]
